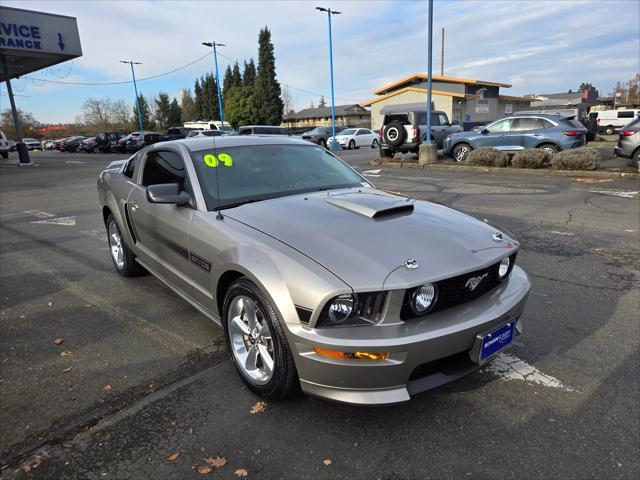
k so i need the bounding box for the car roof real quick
[164,135,313,152]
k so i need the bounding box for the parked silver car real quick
[614,116,640,168]
[97,136,530,405]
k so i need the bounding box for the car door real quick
[127,148,196,296]
[480,118,516,150]
[511,117,546,149]
[355,129,368,147]
[430,113,451,146]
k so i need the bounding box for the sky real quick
[1,0,639,124]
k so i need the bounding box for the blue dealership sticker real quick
[480,322,514,360]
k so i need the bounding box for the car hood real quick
[225,188,519,290]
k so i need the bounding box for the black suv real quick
[125,132,164,153]
[96,132,126,153]
[379,102,463,158]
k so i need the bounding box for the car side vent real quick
[295,306,312,325]
[372,204,414,219]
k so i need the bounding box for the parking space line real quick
[483,352,574,391]
[30,216,77,226]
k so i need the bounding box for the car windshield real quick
[190,144,364,210]
[340,129,357,135]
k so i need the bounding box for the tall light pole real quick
[316,6,341,150]
[120,60,144,134]
[424,0,434,145]
[202,42,225,130]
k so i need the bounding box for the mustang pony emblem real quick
[465,273,488,291]
[404,259,420,269]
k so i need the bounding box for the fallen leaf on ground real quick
[616,463,624,468]
[197,465,212,474]
[62,367,72,373]
[204,456,227,467]
[62,443,73,449]
[168,420,177,427]
[167,452,179,461]
[52,338,64,345]
[19,314,26,319]
[323,459,332,465]
[60,351,73,356]
[148,383,155,389]
[47,301,53,307]
[250,401,267,414]
[84,304,93,308]
[234,468,248,477]
[102,384,112,391]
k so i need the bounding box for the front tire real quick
[348,140,355,150]
[223,278,298,399]
[452,143,472,162]
[106,214,145,277]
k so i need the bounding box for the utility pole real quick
[120,61,144,134]
[418,0,438,164]
[440,27,445,77]
[202,42,226,130]
[316,6,341,150]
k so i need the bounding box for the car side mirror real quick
[481,128,489,134]
[451,120,460,126]
[146,183,190,205]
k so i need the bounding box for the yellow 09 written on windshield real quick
[203,153,233,168]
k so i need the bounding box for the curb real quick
[370,160,639,179]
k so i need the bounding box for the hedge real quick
[465,147,509,167]
[511,149,550,169]
[551,147,601,170]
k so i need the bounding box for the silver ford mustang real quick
[97,136,530,405]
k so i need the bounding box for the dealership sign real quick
[0,6,82,80]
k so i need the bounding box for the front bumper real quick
[288,266,530,405]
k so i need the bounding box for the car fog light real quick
[412,283,436,314]
[498,257,510,279]
[328,294,355,324]
[314,347,389,360]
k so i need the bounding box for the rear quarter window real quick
[384,114,410,125]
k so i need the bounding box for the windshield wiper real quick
[217,198,267,210]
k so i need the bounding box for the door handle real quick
[129,200,139,211]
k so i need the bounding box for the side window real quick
[438,113,449,126]
[487,118,513,132]
[512,118,543,131]
[141,151,188,192]
[356,129,366,136]
[617,111,634,119]
[539,119,554,129]
[238,128,252,135]
[123,154,138,178]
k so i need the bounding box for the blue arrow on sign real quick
[57,33,65,51]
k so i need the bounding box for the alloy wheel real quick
[108,221,124,270]
[228,295,275,385]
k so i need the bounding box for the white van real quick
[589,110,640,135]
[0,130,10,159]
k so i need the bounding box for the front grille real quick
[400,254,516,320]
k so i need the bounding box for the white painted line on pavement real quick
[483,352,574,391]
[364,169,382,177]
[590,190,638,199]
[550,231,574,236]
[23,210,55,219]
[65,160,86,164]
[30,216,77,226]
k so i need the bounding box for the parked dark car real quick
[110,133,139,153]
[95,132,126,153]
[614,116,640,168]
[165,127,198,140]
[52,138,70,150]
[59,136,88,152]
[79,137,98,153]
[125,132,164,153]
[301,126,349,148]
[379,103,463,158]
[443,113,587,162]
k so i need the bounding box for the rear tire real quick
[604,126,615,135]
[632,148,640,168]
[538,143,559,156]
[452,143,472,162]
[319,138,327,149]
[223,278,298,399]
[106,214,145,277]
[371,139,379,149]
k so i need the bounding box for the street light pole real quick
[202,42,226,130]
[120,60,144,135]
[316,7,341,150]
[424,0,434,145]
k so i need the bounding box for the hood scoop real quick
[324,191,414,219]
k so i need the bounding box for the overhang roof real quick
[361,87,465,107]
[373,73,512,95]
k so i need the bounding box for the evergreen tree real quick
[193,79,204,120]
[168,98,182,126]
[154,92,171,130]
[194,73,220,120]
[243,59,256,86]
[318,96,327,108]
[231,62,242,87]
[253,27,283,125]
[180,89,197,122]
[132,94,152,130]
[222,65,233,94]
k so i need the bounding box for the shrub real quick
[551,147,601,170]
[511,149,550,169]
[465,147,509,167]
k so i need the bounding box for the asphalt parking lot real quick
[1,149,638,479]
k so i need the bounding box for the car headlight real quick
[498,257,510,280]
[411,283,437,314]
[327,294,355,324]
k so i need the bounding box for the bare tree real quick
[281,85,293,115]
[81,98,112,130]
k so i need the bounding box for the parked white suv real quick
[589,109,640,135]
[0,130,10,159]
